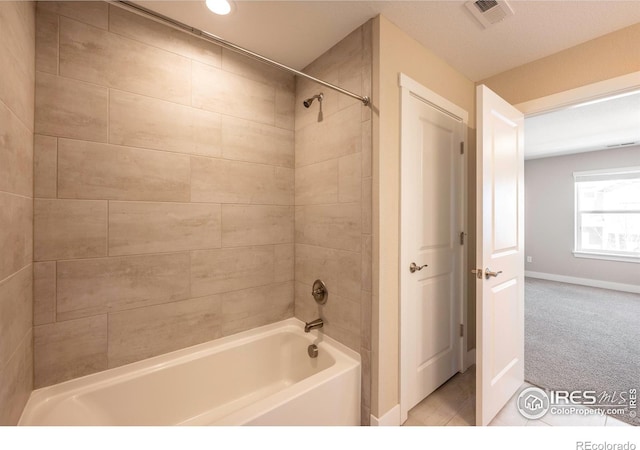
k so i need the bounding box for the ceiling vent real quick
[465,0,514,29]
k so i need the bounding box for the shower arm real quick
[113,1,371,107]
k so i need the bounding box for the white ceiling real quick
[137,0,640,81]
[525,90,640,160]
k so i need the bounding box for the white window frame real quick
[573,166,640,263]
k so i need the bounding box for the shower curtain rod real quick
[114,1,371,106]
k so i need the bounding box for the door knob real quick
[410,262,428,273]
[485,268,503,279]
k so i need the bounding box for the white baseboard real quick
[465,349,476,370]
[525,271,640,294]
[370,404,401,426]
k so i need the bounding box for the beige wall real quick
[0,1,35,425]
[372,15,475,419]
[33,1,296,388]
[293,21,373,425]
[525,146,640,285]
[481,23,640,105]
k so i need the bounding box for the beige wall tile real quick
[34,315,107,388]
[108,5,222,67]
[339,153,362,203]
[0,266,32,366]
[222,115,294,167]
[191,156,293,205]
[361,348,371,409]
[0,1,35,130]
[58,139,190,201]
[57,253,190,321]
[38,1,108,30]
[275,87,295,131]
[221,49,293,89]
[221,281,293,336]
[109,201,221,256]
[294,76,339,132]
[35,8,58,74]
[295,203,361,252]
[0,331,32,425]
[362,177,372,235]
[109,90,222,158]
[34,262,56,326]
[295,244,338,294]
[34,199,107,261]
[108,295,222,368]
[34,134,57,198]
[221,205,293,247]
[293,281,318,323]
[362,120,372,178]
[274,243,294,283]
[59,17,191,104]
[337,250,361,301]
[295,103,361,167]
[362,234,372,292]
[361,290,372,351]
[192,61,276,125]
[295,159,338,205]
[35,72,108,142]
[191,246,275,298]
[0,101,33,197]
[0,192,32,281]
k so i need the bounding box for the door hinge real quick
[459,324,464,337]
[459,231,465,245]
[460,142,464,154]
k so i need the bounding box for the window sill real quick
[573,251,640,264]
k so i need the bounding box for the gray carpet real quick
[525,277,640,426]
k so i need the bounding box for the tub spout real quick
[304,318,324,333]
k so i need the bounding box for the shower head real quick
[303,93,323,108]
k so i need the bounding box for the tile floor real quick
[403,366,632,427]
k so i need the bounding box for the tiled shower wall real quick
[32,1,296,388]
[0,1,35,425]
[293,23,373,425]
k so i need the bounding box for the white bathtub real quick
[19,318,361,426]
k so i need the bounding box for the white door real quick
[400,75,467,423]
[475,85,525,426]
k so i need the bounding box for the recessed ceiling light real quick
[206,0,232,15]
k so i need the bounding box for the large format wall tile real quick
[0,332,32,425]
[109,202,221,256]
[59,17,191,105]
[38,1,108,30]
[295,159,338,205]
[34,199,108,261]
[191,157,293,205]
[221,205,294,247]
[0,192,32,282]
[221,282,293,336]
[109,90,222,158]
[295,203,362,252]
[58,139,190,201]
[0,266,32,367]
[57,253,190,320]
[192,61,276,125]
[295,102,362,167]
[222,116,294,167]
[35,7,58,74]
[35,72,108,142]
[34,315,107,388]
[33,262,56,326]
[295,244,361,300]
[33,134,57,198]
[108,295,222,368]
[191,246,275,297]
[108,5,221,67]
[0,101,33,197]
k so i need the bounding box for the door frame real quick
[398,73,469,423]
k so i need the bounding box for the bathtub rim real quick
[19,317,361,426]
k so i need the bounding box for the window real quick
[574,167,640,262]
